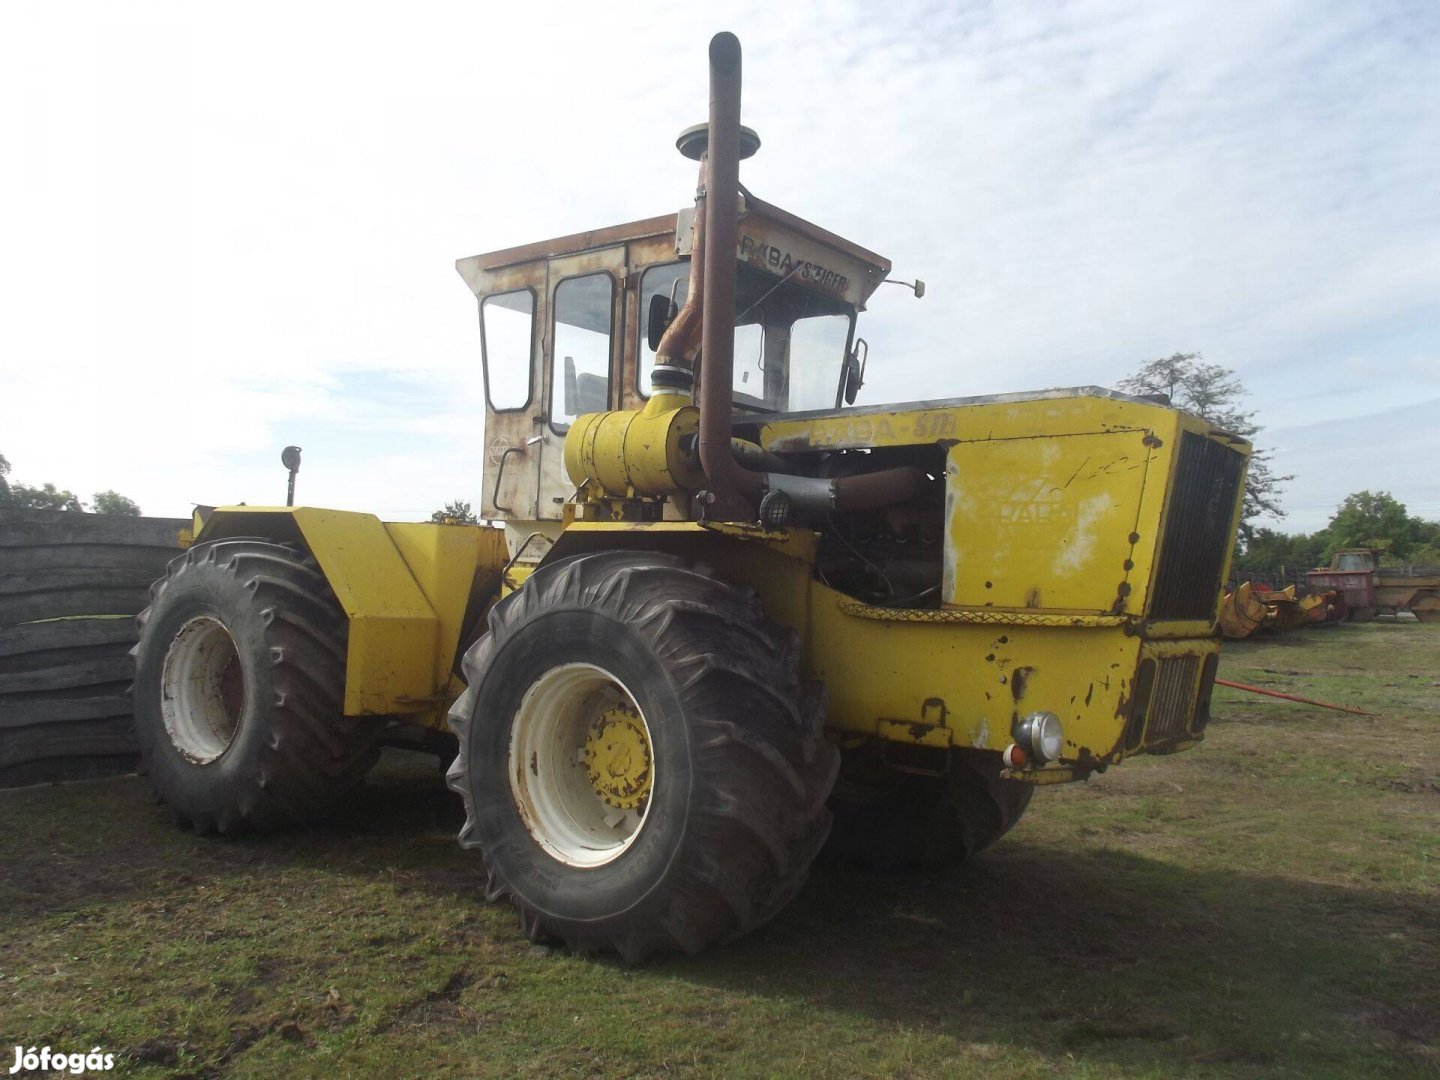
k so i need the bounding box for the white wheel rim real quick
[160,615,244,764]
[508,662,655,868]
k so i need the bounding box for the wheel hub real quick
[584,706,652,809]
[507,663,655,868]
[159,615,243,764]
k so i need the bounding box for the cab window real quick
[637,263,689,395]
[637,260,853,413]
[550,273,614,431]
[481,289,534,411]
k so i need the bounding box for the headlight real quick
[1014,710,1064,764]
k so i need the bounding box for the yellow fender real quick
[196,507,506,725]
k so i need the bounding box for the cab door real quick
[464,259,548,521]
[536,246,627,519]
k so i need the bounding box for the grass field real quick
[1,623,1436,1078]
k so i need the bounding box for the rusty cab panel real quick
[455,198,892,546]
[456,216,677,535]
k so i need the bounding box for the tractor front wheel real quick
[447,551,838,962]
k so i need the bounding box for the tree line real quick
[0,452,141,515]
[1237,491,1440,574]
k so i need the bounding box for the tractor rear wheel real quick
[131,539,380,833]
[447,551,838,962]
[826,749,1033,870]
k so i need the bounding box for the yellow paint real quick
[759,393,1198,453]
[564,389,705,499]
[836,599,1126,628]
[877,718,954,748]
[946,430,1153,613]
[804,574,1143,759]
[585,705,653,809]
[385,522,508,709]
[501,563,535,595]
[534,507,1227,778]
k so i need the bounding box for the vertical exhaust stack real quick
[691,32,926,523]
[697,31,763,520]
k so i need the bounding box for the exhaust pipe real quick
[651,163,707,386]
[697,32,763,520]
[694,32,926,524]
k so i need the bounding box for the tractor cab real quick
[456,194,892,522]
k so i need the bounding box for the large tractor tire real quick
[131,539,380,833]
[826,749,1033,870]
[447,551,838,962]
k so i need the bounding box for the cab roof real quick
[457,195,892,308]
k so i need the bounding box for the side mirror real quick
[842,338,869,406]
[647,293,679,352]
[563,356,577,416]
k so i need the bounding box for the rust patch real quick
[984,580,993,589]
[1010,666,1035,702]
[920,697,949,725]
[1142,433,1163,448]
[1113,677,1133,721]
[1123,558,1134,571]
[1128,532,1140,544]
[1024,587,1042,608]
[985,653,996,662]
[1085,683,1094,706]
[998,635,1009,644]
[529,751,538,777]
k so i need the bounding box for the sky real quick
[1,0,1436,532]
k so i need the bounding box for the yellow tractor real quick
[131,33,1249,961]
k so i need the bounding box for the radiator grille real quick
[1146,655,1201,744]
[1150,432,1246,620]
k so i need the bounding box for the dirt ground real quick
[1,622,1435,1078]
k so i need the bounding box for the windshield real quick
[639,262,854,412]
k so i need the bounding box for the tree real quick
[1404,542,1440,569]
[0,452,10,502]
[8,481,84,512]
[430,499,479,525]
[1119,352,1291,538]
[1323,491,1429,560]
[92,490,142,516]
[1234,526,1325,575]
